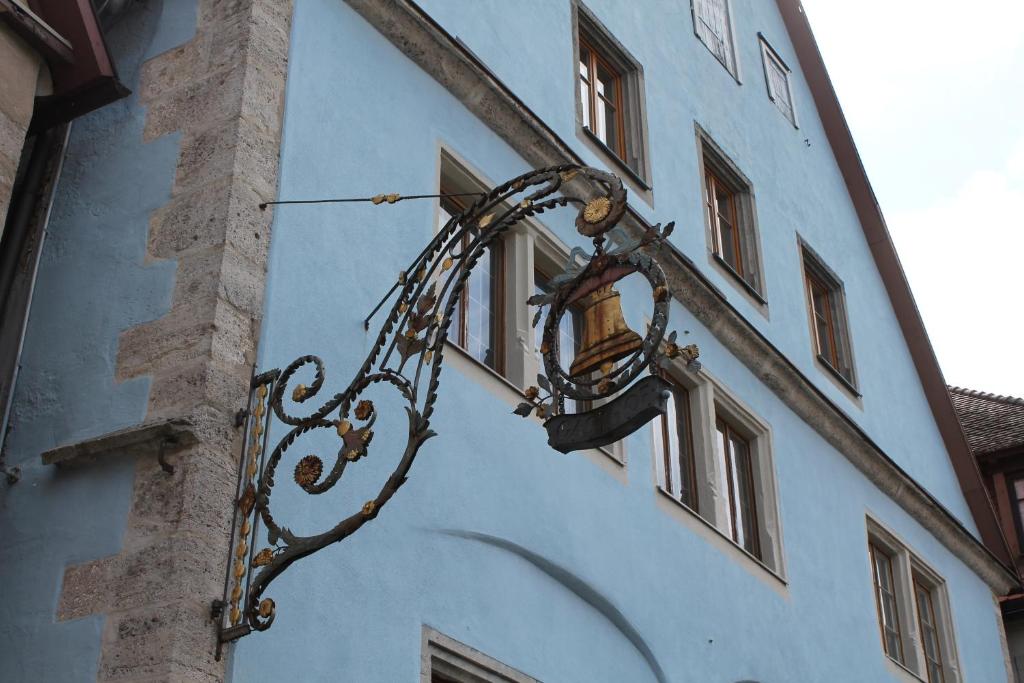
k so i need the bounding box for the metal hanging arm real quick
[216,165,699,651]
[257,191,484,210]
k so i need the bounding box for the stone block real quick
[224,178,274,268]
[147,355,252,419]
[210,298,257,369]
[170,119,243,196]
[143,66,246,142]
[148,177,232,260]
[139,39,204,105]
[58,554,118,622]
[116,302,218,382]
[98,601,224,681]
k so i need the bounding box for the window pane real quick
[870,546,904,663]
[718,218,739,271]
[535,273,579,412]
[664,389,682,496]
[714,182,733,221]
[580,79,591,128]
[674,387,696,509]
[595,62,617,104]
[602,99,619,153]
[729,432,759,558]
[439,199,460,343]
[653,413,668,490]
[465,245,498,369]
[915,582,945,683]
[1015,478,1024,501]
[696,0,733,68]
[715,419,735,540]
[594,90,608,145]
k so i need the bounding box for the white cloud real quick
[802,0,1024,126]
[801,0,1024,397]
[888,140,1024,396]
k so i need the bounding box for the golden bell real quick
[570,284,643,377]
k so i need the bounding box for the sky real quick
[799,0,1024,398]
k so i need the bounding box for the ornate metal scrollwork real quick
[215,166,699,651]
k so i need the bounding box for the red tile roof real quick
[950,386,1024,455]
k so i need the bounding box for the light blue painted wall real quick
[415,0,976,539]
[234,1,1007,681]
[0,2,196,680]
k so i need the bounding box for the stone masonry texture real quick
[55,1,294,680]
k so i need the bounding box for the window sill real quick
[709,252,768,311]
[581,126,651,192]
[884,655,926,683]
[815,354,862,399]
[654,486,788,592]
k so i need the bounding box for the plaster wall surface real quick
[0,2,196,680]
[413,0,975,534]
[234,1,1008,681]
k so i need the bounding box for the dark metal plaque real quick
[544,375,672,454]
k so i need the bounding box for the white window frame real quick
[691,0,740,79]
[653,357,785,576]
[866,518,963,682]
[422,626,539,682]
[758,35,798,127]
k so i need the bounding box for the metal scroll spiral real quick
[233,165,682,634]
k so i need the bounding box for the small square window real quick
[759,37,797,126]
[698,127,767,302]
[800,244,857,390]
[691,0,738,76]
[573,2,651,187]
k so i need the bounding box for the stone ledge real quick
[42,418,198,467]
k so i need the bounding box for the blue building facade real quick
[0,1,1016,682]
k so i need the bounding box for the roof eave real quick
[774,0,1015,573]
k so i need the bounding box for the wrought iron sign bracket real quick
[214,166,700,656]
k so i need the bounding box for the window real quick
[706,171,742,275]
[869,542,905,663]
[534,270,582,413]
[423,626,539,683]
[715,415,760,559]
[801,244,856,389]
[439,191,504,373]
[697,127,766,301]
[652,364,784,575]
[653,376,698,509]
[914,576,947,683]
[579,37,625,160]
[866,521,961,681]
[573,2,651,186]
[759,37,796,126]
[692,0,738,76]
